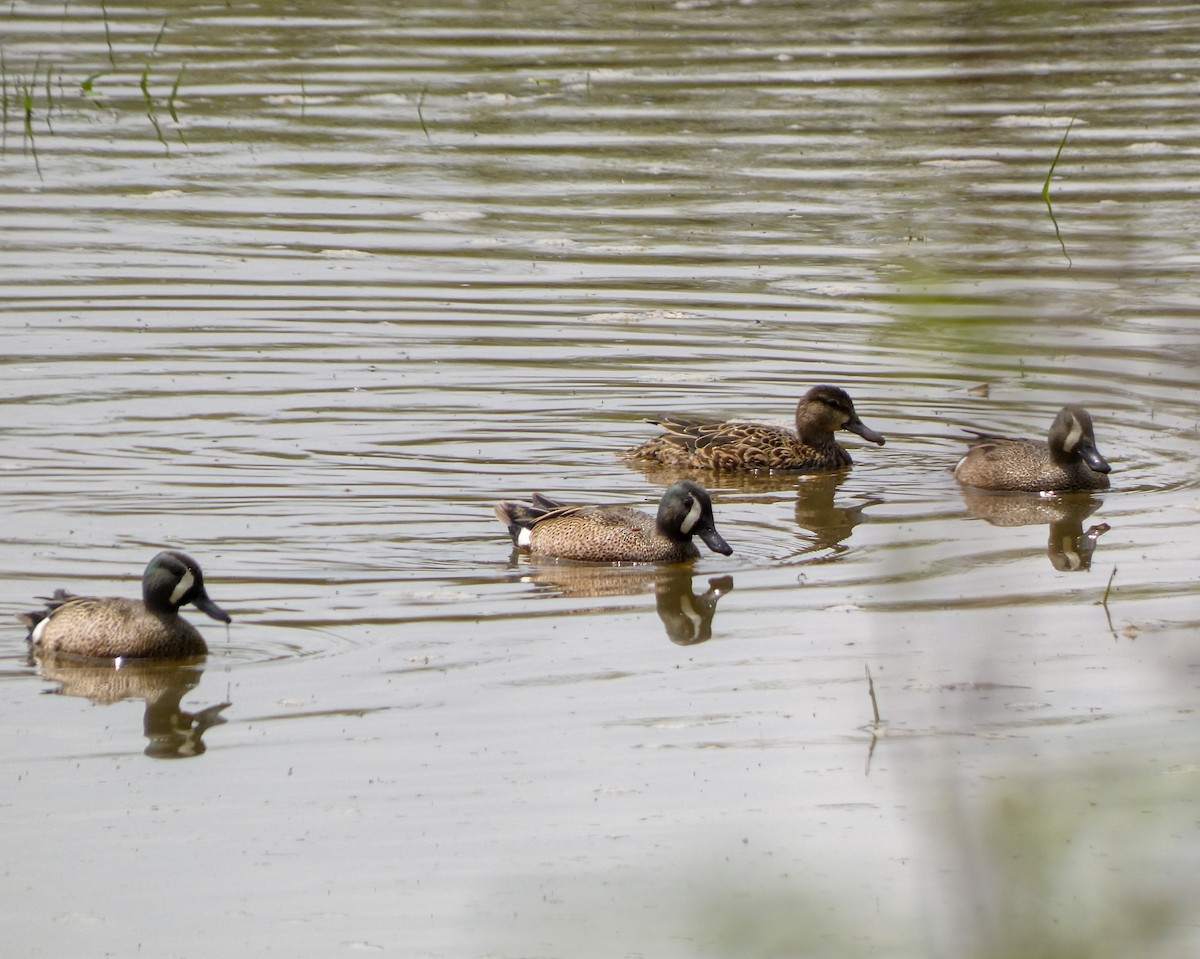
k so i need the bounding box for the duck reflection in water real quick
[31,652,230,759]
[960,489,1110,571]
[627,460,878,560]
[791,471,881,559]
[655,570,734,646]
[505,561,734,646]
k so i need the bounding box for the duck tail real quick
[16,589,77,641]
[494,500,549,545]
[16,608,47,640]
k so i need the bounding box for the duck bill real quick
[697,525,734,556]
[844,417,886,446]
[192,592,232,624]
[1080,439,1111,474]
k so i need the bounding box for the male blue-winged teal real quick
[625,385,886,472]
[18,551,231,660]
[953,405,1111,492]
[495,480,733,563]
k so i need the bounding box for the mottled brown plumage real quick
[625,385,885,473]
[495,480,733,564]
[954,405,1111,493]
[19,551,231,661]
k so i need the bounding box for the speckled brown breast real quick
[33,597,208,660]
[528,506,701,563]
[954,439,1111,493]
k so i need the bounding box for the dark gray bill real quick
[844,417,886,446]
[193,592,232,623]
[698,525,734,556]
[1080,439,1111,474]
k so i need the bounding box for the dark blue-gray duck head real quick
[144,551,231,622]
[1052,405,1110,473]
[659,480,733,555]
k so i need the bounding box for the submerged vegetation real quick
[1042,117,1076,265]
[139,18,187,150]
[0,7,188,173]
[0,52,47,177]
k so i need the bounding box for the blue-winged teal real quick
[625,385,886,472]
[495,480,733,563]
[954,405,1111,492]
[19,551,231,661]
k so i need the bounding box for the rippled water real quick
[2,1,1199,956]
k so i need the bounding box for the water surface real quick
[2,2,1199,956]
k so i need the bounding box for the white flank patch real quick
[679,496,703,535]
[31,617,49,646]
[1062,416,1083,453]
[170,569,195,605]
[517,528,533,548]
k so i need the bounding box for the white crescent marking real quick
[1062,416,1083,454]
[169,569,195,605]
